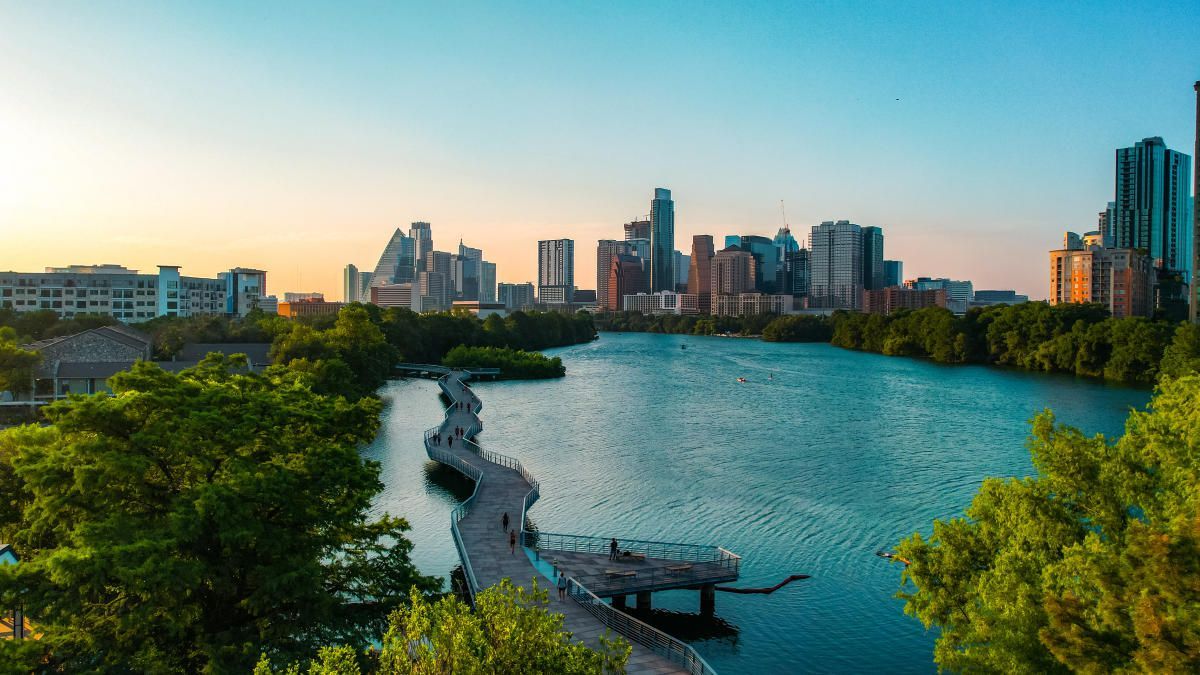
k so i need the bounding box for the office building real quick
[369,228,416,287]
[371,283,419,311]
[809,220,864,310]
[1193,81,1200,322]
[783,248,810,298]
[538,239,574,303]
[609,254,649,311]
[480,261,497,303]
[711,246,756,297]
[773,227,802,295]
[971,290,1029,307]
[596,239,634,311]
[905,277,974,314]
[498,282,535,311]
[410,222,433,272]
[622,291,699,315]
[279,298,345,318]
[724,235,777,293]
[1049,238,1154,318]
[674,251,689,291]
[687,235,715,314]
[344,264,360,302]
[883,260,903,288]
[456,241,483,301]
[1111,137,1192,283]
[649,188,675,292]
[283,292,323,303]
[862,287,946,316]
[711,293,793,317]
[624,219,650,241]
[218,268,271,317]
[861,226,885,290]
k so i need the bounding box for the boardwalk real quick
[423,370,737,675]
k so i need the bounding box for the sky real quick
[1,1,1197,301]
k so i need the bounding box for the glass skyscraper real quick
[1112,137,1192,279]
[649,188,675,292]
[861,226,885,291]
[809,220,863,310]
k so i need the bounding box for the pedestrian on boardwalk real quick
[509,529,517,555]
[502,512,509,532]
[448,437,453,448]
[609,538,619,560]
[557,571,568,601]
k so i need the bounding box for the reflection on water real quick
[367,334,1150,674]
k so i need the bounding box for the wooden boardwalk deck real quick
[424,370,727,674]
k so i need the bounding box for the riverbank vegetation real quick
[442,345,566,378]
[596,311,775,336]
[895,372,1200,673]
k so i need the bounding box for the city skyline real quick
[2,3,1198,300]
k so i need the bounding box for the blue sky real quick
[1,1,1197,298]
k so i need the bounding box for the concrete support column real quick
[636,591,652,612]
[700,584,716,617]
[611,595,627,610]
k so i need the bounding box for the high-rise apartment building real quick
[687,235,715,314]
[479,261,497,303]
[883,260,903,288]
[609,254,649,311]
[343,264,360,303]
[809,220,864,310]
[711,246,756,296]
[596,239,634,311]
[1111,137,1192,280]
[861,226,885,290]
[369,228,416,287]
[649,188,675,292]
[1049,237,1154,318]
[409,222,433,273]
[537,239,574,303]
[497,282,535,310]
[624,219,650,241]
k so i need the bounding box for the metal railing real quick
[526,532,741,575]
[568,580,717,675]
[568,560,738,597]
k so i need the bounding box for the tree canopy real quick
[0,355,439,672]
[895,374,1200,673]
[255,580,631,675]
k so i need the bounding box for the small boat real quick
[681,344,687,350]
[736,377,747,383]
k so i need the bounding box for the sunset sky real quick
[1,1,1197,300]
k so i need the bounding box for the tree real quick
[255,580,631,675]
[1159,322,1200,380]
[0,327,40,396]
[0,355,440,672]
[894,375,1200,673]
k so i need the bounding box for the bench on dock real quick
[605,569,637,578]
[665,564,693,572]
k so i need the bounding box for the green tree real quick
[0,356,439,672]
[895,375,1200,673]
[1159,322,1200,380]
[256,580,631,675]
[0,327,40,395]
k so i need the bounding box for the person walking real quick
[502,512,509,532]
[609,538,619,560]
[509,529,517,555]
[557,571,568,602]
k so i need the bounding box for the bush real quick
[441,345,565,379]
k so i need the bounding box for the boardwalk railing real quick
[568,581,717,675]
[526,532,742,575]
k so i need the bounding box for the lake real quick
[361,332,1150,674]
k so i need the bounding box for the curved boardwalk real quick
[423,369,737,675]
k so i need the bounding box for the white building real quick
[622,291,700,315]
[711,293,794,317]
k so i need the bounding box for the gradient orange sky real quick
[2,3,1197,301]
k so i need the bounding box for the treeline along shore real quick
[595,302,1200,385]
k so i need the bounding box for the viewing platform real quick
[422,368,739,675]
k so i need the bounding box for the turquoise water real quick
[362,333,1150,674]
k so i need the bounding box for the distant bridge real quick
[422,366,737,674]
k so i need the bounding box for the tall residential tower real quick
[649,188,675,292]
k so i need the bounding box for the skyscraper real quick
[409,222,433,273]
[624,219,650,241]
[609,254,649,310]
[343,263,359,302]
[480,261,497,303]
[711,246,756,296]
[1112,137,1192,277]
[498,282,535,310]
[596,239,634,311]
[809,220,863,310]
[883,260,903,287]
[725,235,778,293]
[674,250,689,291]
[1193,81,1200,323]
[687,235,715,314]
[538,239,574,302]
[649,188,675,292]
[860,226,885,290]
[456,240,483,301]
[369,228,416,287]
